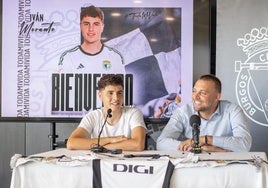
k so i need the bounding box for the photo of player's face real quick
[80,16,104,44]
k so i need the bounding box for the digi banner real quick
[1,0,193,119]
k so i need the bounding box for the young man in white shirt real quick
[67,74,146,151]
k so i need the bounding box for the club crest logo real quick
[103,60,111,70]
[235,27,268,126]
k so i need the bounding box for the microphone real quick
[90,108,112,153]
[190,114,202,154]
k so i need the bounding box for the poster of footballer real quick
[1,0,193,119]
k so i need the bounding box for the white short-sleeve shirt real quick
[79,106,146,138]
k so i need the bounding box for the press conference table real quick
[10,148,268,188]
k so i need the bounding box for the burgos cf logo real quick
[235,27,268,126]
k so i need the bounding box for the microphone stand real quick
[90,109,112,153]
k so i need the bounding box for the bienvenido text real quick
[51,73,133,112]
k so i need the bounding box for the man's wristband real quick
[205,135,208,145]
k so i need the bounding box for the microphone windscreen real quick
[190,114,201,127]
[107,108,112,118]
[107,108,112,114]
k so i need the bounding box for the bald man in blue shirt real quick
[157,74,252,152]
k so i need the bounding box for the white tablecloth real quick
[10,149,268,188]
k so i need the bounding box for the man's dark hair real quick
[98,74,124,90]
[199,74,222,93]
[80,5,104,22]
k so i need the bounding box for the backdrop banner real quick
[1,0,193,119]
[216,0,268,154]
